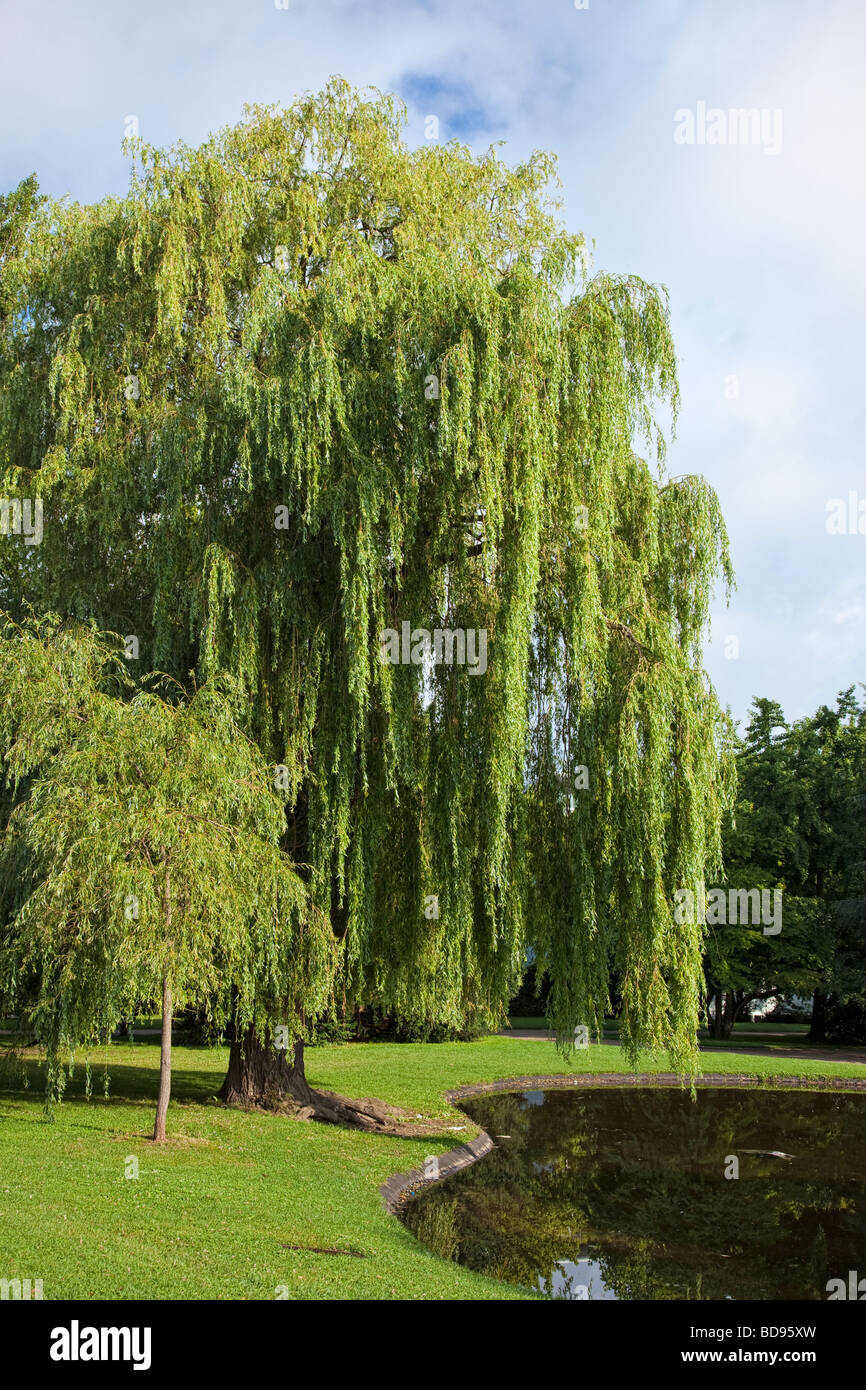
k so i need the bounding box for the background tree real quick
[791,690,866,1043]
[710,691,866,1041]
[0,78,735,1098]
[707,697,821,1038]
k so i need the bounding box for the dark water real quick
[400,1088,866,1299]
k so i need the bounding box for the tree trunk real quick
[709,990,737,1040]
[153,974,172,1142]
[731,990,748,1030]
[808,988,827,1042]
[220,1027,312,1108]
[219,1026,411,1132]
[153,863,173,1142]
[720,990,737,1040]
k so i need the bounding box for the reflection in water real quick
[400,1088,866,1300]
[545,1256,617,1301]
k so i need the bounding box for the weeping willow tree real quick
[0,77,734,1108]
[0,615,333,1136]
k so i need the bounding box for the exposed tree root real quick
[271,1087,437,1136]
[219,1027,456,1135]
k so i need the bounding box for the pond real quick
[399,1087,866,1299]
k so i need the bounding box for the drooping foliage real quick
[0,614,332,1112]
[0,79,735,1070]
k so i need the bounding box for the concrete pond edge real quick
[379,1070,866,1213]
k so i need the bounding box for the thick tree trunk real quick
[153,974,172,1142]
[219,1026,413,1132]
[709,990,737,1040]
[220,1027,312,1108]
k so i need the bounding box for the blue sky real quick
[2,0,864,729]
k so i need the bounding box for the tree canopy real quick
[0,77,735,1080]
[709,690,866,1040]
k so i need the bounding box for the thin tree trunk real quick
[153,864,173,1142]
[731,990,747,1030]
[153,973,172,1141]
[808,988,827,1042]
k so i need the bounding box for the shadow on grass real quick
[0,1049,459,1149]
[0,1046,225,1107]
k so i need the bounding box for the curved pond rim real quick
[379,1070,866,1213]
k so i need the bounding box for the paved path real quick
[498,1030,866,1066]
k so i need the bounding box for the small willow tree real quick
[0,616,333,1137]
[0,78,734,1102]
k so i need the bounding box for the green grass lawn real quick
[1,1037,863,1301]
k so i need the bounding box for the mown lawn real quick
[1,1037,863,1301]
